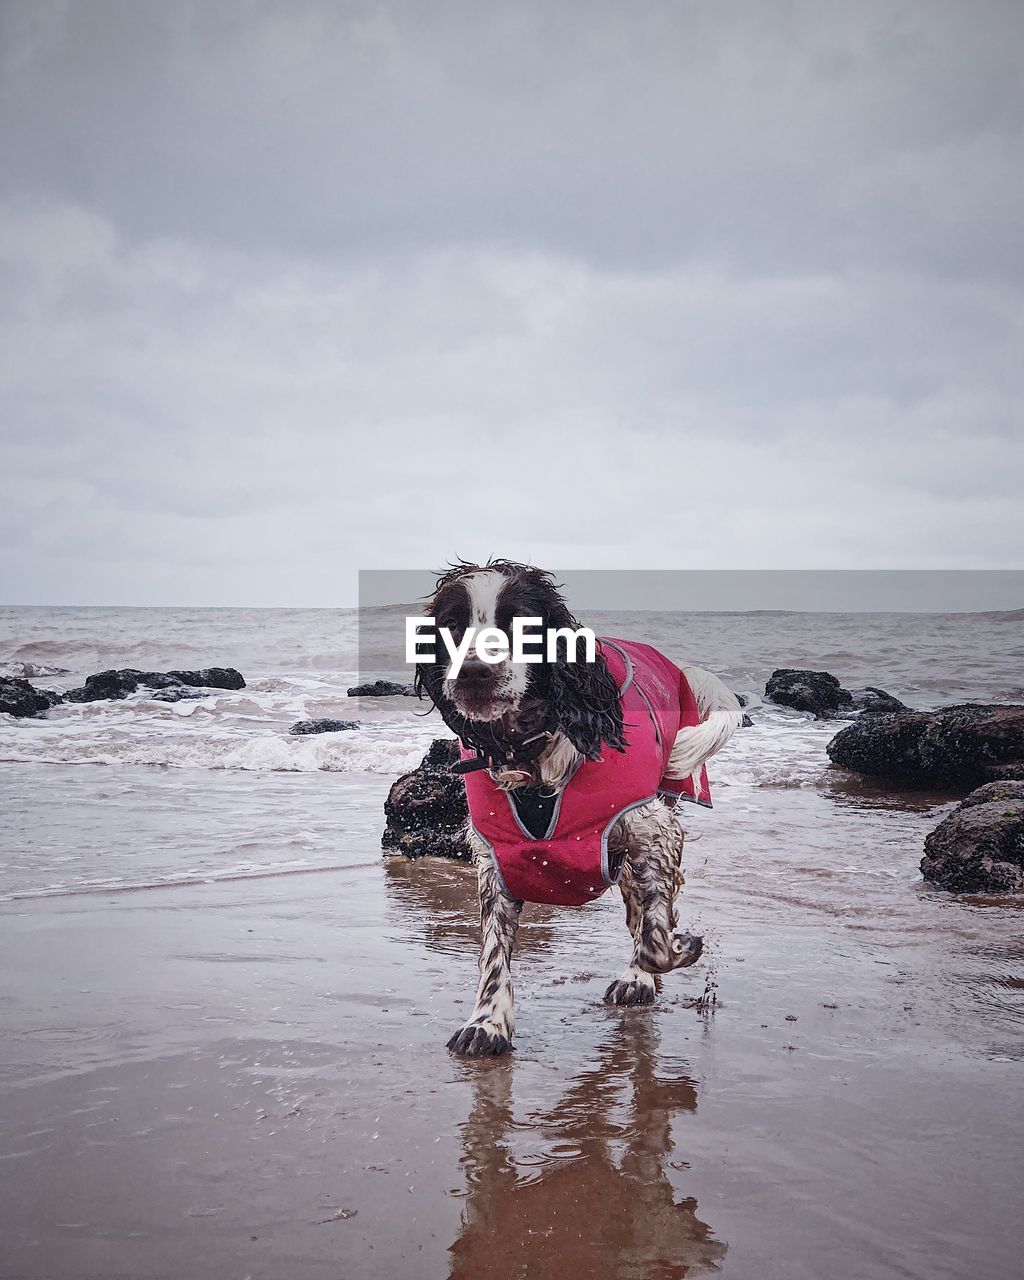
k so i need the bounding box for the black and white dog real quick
[415,561,741,1057]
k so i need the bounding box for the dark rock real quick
[382,738,471,862]
[64,670,176,701]
[764,668,854,719]
[764,669,908,720]
[166,668,246,691]
[152,687,214,703]
[921,781,1024,892]
[348,679,418,697]
[827,704,1024,789]
[64,667,246,702]
[848,686,910,715]
[731,692,754,727]
[289,719,362,735]
[0,677,57,717]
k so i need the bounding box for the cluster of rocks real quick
[64,667,245,703]
[286,674,418,736]
[825,701,1024,894]
[1,666,246,717]
[764,668,908,719]
[0,677,62,717]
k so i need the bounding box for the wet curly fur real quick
[414,560,625,772]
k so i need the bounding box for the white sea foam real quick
[0,720,430,775]
[0,661,834,787]
[0,674,439,775]
[699,703,835,792]
[0,661,71,678]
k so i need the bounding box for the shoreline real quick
[2,764,1022,1278]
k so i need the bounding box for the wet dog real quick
[414,561,741,1056]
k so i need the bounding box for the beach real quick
[2,606,1023,1278]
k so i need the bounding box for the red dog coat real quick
[460,638,712,907]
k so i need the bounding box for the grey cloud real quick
[0,1,1021,605]
[3,1,1023,275]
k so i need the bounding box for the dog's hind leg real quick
[619,800,703,978]
[448,838,523,1057]
[603,859,660,1006]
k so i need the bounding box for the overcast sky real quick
[1,0,1022,606]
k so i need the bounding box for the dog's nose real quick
[459,657,496,684]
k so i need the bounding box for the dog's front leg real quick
[618,800,703,978]
[448,842,523,1057]
[603,859,660,1006]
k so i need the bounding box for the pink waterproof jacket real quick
[460,639,712,906]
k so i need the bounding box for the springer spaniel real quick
[415,561,741,1057]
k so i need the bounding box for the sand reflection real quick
[448,1014,726,1279]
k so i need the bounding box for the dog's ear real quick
[412,656,440,704]
[548,650,626,760]
[412,569,465,708]
[524,570,626,759]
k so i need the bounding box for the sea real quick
[3,605,1024,1278]
[1,604,1022,901]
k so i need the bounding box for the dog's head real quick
[414,560,625,764]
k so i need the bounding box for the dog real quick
[414,560,742,1057]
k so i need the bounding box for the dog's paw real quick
[447,1022,512,1057]
[603,977,656,1006]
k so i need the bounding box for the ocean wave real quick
[0,724,429,775]
[1,675,435,774]
[0,675,831,786]
[708,704,835,791]
[0,661,71,678]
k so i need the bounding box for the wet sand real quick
[2,767,1024,1278]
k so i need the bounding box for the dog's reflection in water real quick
[382,855,561,960]
[448,1013,727,1279]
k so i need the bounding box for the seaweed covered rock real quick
[289,719,361,735]
[921,781,1024,892]
[827,704,1024,789]
[348,679,417,697]
[0,677,59,717]
[764,669,854,719]
[383,739,471,861]
[64,667,245,702]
